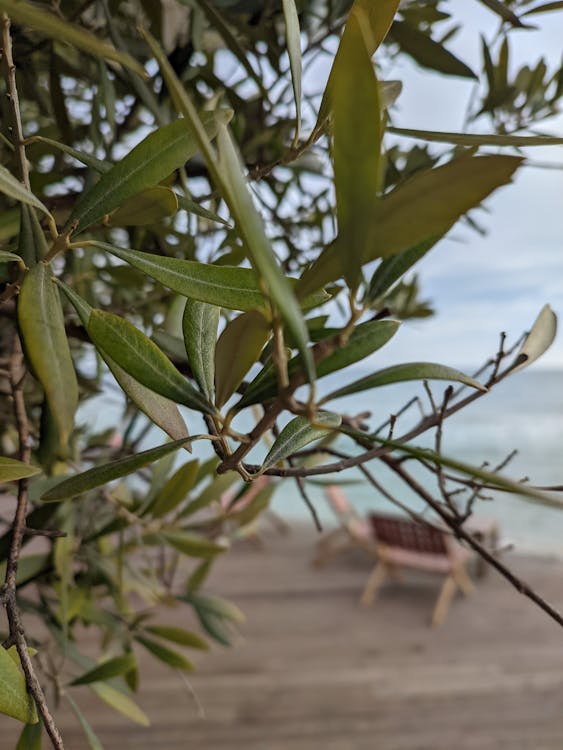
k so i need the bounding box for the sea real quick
[80,368,563,557]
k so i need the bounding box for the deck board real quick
[2,524,563,749]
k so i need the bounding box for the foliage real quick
[0,0,561,747]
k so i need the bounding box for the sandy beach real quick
[3,522,563,749]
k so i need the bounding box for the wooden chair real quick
[312,485,376,567]
[362,514,475,627]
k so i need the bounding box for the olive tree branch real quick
[1,15,65,749]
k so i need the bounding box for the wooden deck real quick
[3,523,563,749]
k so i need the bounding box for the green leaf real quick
[298,155,522,295]
[0,456,41,483]
[521,1,563,16]
[314,0,400,135]
[135,637,194,671]
[148,460,199,518]
[332,7,382,287]
[0,0,145,77]
[90,682,149,727]
[179,471,240,519]
[218,124,316,383]
[159,530,227,558]
[181,591,245,623]
[0,165,54,226]
[106,187,178,227]
[0,645,38,724]
[262,412,342,469]
[175,194,231,226]
[16,721,42,750]
[390,21,476,78]
[215,311,270,407]
[282,0,302,141]
[144,626,208,650]
[65,694,104,750]
[388,126,563,147]
[85,241,327,312]
[183,299,220,401]
[41,438,192,502]
[141,29,315,384]
[27,135,110,173]
[57,282,190,442]
[71,653,136,686]
[238,319,400,407]
[320,362,486,403]
[0,249,25,268]
[67,114,229,232]
[18,263,78,445]
[367,238,437,301]
[87,310,214,414]
[511,304,557,371]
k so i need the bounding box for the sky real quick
[358,2,563,371]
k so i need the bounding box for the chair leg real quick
[360,563,387,607]
[432,575,457,627]
[452,565,475,596]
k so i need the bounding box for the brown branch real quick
[383,456,563,630]
[1,15,65,749]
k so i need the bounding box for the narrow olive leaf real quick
[106,187,178,227]
[57,282,190,442]
[181,591,245,623]
[0,0,145,77]
[183,299,220,401]
[159,530,227,558]
[67,113,229,232]
[238,319,400,407]
[41,438,191,502]
[135,636,194,671]
[15,721,42,750]
[27,135,110,173]
[89,682,149,727]
[0,250,26,267]
[148,460,199,518]
[478,0,528,25]
[511,304,557,372]
[367,238,437,301]
[262,412,342,469]
[380,80,403,108]
[522,1,563,15]
[144,626,208,650]
[390,21,476,78]
[215,311,270,407]
[175,194,231,226]
[0,456,41,483]
[216,125,315,383]
[65,694,104,750]
[282,0,302,140]
[87,310,214,414]
[0,164,54,225]
[141,29,315,383]
[332,9,382,288]
[86,241,327,312]
[179,471,240,519]
[18,264,78,445]
[298,155,522,295]
[71,653,136,686]
[314,0,400,136]
[388,126,563,147]
[321,362,486,403]
[0,645,38,724]
[86,242,264,310]
[368,436,563,508]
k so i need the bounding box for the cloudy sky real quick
[361,2,563,371]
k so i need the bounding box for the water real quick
[79,369,563,556]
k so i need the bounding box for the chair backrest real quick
[370,514,447,555]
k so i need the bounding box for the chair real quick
[363,513,475,627]
[312,485,376,567]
